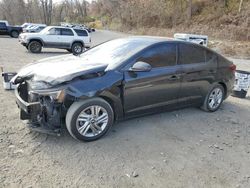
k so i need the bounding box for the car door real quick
[43,27,62,47]
[0,22,8,35]
[60,28,74,48]
[123,42,182,116]
[178,43,217,106]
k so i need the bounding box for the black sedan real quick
[13,37,236,141]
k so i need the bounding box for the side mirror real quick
[129,61,152,72]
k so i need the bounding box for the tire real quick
[201,84,225,112]
[71,42,83,55]
[66,98,114,142]
[10,30,19,38]
[66,49,72,53]
[28,41,42,53]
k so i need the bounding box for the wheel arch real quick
[11,30,19,33]
[218,81,227,99]
[71,40,84,47]
[28,38,44,46]
[98,95,123,121]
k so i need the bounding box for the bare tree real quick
[40,0,53,25]
[239,0,244,13]
[187,0,192,23]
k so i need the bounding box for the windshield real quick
[40,27,51,34]
[80,38,152,69]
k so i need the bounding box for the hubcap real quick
[76,105,109,137]
[74,45,82,53]
[208,88,223,109]
[12,32,18,37]
[31,43,40,52]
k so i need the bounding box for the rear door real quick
[178,43,217,106]
[123,42,182,116]
[59,28,74,48]
[0,22,8,35]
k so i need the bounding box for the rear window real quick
[74,29,88,36]
[179,43,205,64]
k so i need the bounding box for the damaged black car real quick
[13,37,235,141]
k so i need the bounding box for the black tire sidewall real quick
[67,99,114,141]
[11,31,19,38]
[28,41,42,53]
[206,85,224,112]
[71,43,83,54]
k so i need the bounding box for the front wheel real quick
[66,98,114,141]
[28,41,42,53]
[201,84,224,112]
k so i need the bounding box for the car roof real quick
[122,36,178,44]
[46,26,87,31]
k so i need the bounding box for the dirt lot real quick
[1,31,250,188]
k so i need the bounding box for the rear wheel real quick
[66,98,114,141]
[71,42,83,55]
[28,41,42,53]
[10,30,19,38]
[201,84,224,112]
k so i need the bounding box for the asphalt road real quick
[0,30,250,188]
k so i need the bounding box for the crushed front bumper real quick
[15,83,63,135]
[15,88,40,114]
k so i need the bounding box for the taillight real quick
[229,64,236,72]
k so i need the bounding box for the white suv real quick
[19,26,91,54]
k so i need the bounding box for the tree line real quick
[0,0,248,32]
[0,0,91,25]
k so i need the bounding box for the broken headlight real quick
[30,90,65,103]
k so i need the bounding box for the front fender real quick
[65,71,124,120]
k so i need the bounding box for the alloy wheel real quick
[76,105,109,137]
[30,42,41,53]
[74,45,82,54]
[208,88,223,110]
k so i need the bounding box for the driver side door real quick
[43,27,62,47]
[123,42,182,116]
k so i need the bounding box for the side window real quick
[61,28,74,36]
[179,43,205,64]
[0,22,7,29]
[74,29,88,36]
[48,28,61,35]
[136,43,177,68]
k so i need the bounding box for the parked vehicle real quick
[61,22,95,33]
[18,26,91,54]
[0,20,23,38]
[13,37,236,141]
[21,23,33,29]
[174,33,208,46]
[24,25,47,33]
[22,24,46,32]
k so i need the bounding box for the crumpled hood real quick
[13,54,108,87]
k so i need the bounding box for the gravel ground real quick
[1,31,250,188]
